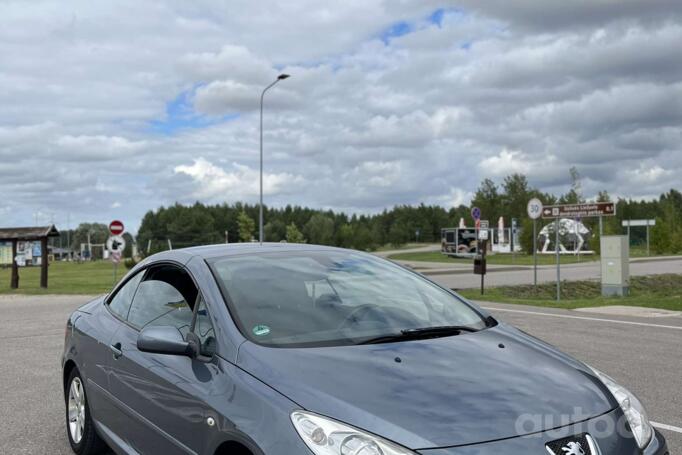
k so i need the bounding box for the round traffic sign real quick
[109,220,125,236]
[106,235,126,253]
[527,198,543,220]
[471,207,481,220]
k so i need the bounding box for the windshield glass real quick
[209,250,487,347]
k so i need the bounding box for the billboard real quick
[0,242,11,265]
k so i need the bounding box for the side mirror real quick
[137,326,197,358]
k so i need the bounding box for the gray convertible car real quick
[62,243,668,455]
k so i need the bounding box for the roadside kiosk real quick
[0,225,60,289]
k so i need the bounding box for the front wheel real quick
[65,368,106,454]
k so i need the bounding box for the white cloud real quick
[478,148,539,176]
[174,158,303,201]
[0,1,681,230]
[178,45,274,85]
[193,81,257,114]
[626,164,672,184]
[344,160,404,188]
[53,135,150,161]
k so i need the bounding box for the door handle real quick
[110,342,123,359]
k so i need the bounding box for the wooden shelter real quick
[0,225,60,289]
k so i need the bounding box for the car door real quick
[106,263,221,455]
[81,269,145,433]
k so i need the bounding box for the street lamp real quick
[259,73,290,244]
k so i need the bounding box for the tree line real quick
[53,170,682,256]
[134,202,465,254]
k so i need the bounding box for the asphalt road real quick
[426,256,682,289]
[0,295,679,454]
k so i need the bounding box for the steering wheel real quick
[337,304,390,330]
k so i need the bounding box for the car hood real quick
[237,323,616,449]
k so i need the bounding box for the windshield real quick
[209,250,487,347]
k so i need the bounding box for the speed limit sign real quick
[527,198,543,220]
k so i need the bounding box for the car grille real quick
[545,433,593,455]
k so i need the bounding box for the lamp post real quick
[259,73,290,244]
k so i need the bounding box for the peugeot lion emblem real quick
[561,441,585,455]
[546,434,600,455]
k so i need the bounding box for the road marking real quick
[0,331,64,340]
[481,307,682,331]
[651,421,682,434]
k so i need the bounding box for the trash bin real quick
[474,255,487,275]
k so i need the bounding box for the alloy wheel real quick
[68,377,86,444]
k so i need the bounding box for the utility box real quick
[473,255,487,275]
[600,236,629,297]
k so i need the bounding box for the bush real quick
[285,223,306,243]
[672,229,682,254]
[124,258,138,270]
[519,218,536,254]
[650,217,672,254]
[590,228,601,255]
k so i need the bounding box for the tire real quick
[65,368,107,454]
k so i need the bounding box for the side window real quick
[108,271,144,320]
[127,266,196,337]
[192,297,216,357]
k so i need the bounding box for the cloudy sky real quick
[2,1,682,232]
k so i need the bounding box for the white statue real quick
[539,218,591,254]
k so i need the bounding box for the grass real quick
[0,261,119,295]
[388,251,597,266]
[3,259,681,312]
[373,242,437,252]
[458,274,682,311]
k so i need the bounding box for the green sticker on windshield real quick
[252,325,271,337]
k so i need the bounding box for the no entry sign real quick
[109,220,125,236]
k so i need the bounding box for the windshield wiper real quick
[358,325,479,345]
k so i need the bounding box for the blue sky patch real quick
[429,8,446,27]
[380,20,413,44]
[380,8,468,45]
[149,88,238,135]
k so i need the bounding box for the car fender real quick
[204,356,311,455]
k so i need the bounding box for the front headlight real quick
[291,411,416,455]
[590,367,653,449]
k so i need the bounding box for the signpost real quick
[471,207,481,255]
[109,220,124,236]
[107,220,126,284]
[470,207,487,293]
[478,221,489,241]
[511,218,518,264]
[527,198,543,288]
[541,202,615,219]
[473,239,487,295]
[106,235,126,254]
[539,202,616,301]
[622,219,656,256]
[110,251,121,264]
